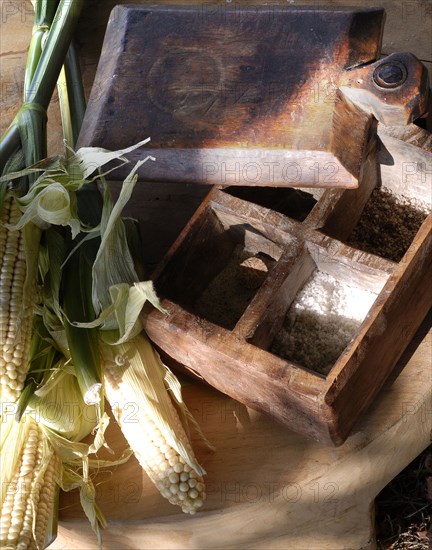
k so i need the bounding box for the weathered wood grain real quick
[2,0,430,156]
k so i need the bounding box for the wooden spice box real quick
[73,3,431,446]
[144,128,432,445]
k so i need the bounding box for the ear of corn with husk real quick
[1,354,113,550]
[0,414,60,550]
[102,335,207,514]
[0,195,41,406]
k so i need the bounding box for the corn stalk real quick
[0,0,84,178]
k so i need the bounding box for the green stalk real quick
[62,41,86,146]
[26,0,85,113]
[62,184,105,407]
[63,240,103,406]
[0,0,84,174]
[0,127,21,173]
[24,1,60,98]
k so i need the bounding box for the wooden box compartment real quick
[317,158,431,263]
[145,136,432,445]
[155,204,284,331]
[225,187,319,222]
[248,238,389,377]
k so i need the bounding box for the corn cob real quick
[103,340,206,514]
[0,416,60,550]
[0,197,33,405]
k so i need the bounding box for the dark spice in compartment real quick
[225,187,317,221]
[270,271,377,375]
[347,186,430,262]
[195,244,275,330]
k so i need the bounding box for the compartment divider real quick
[234,242,310,346]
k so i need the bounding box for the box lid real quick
[77,5,423,188]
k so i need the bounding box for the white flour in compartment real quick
[270,270,378,375]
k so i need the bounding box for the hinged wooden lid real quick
[77,5,428,188]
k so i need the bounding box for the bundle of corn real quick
[1,353,110,550]
[0,0,85,411]
[35,146,210,514]
[0,143,210,539]
[1,2,87,544]
[1,2,210,547]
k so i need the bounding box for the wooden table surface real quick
[1,2,431,549]
[53,323,432,549]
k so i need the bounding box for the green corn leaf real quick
[0,181,7,212]
[63,239,102,406]
[44,226,69,321]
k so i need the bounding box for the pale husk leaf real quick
[70,137,151,179]
[91,160,144,316]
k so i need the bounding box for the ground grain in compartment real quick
[270,270,377,375]
[195,244,275,330]
[347,186,430,263]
